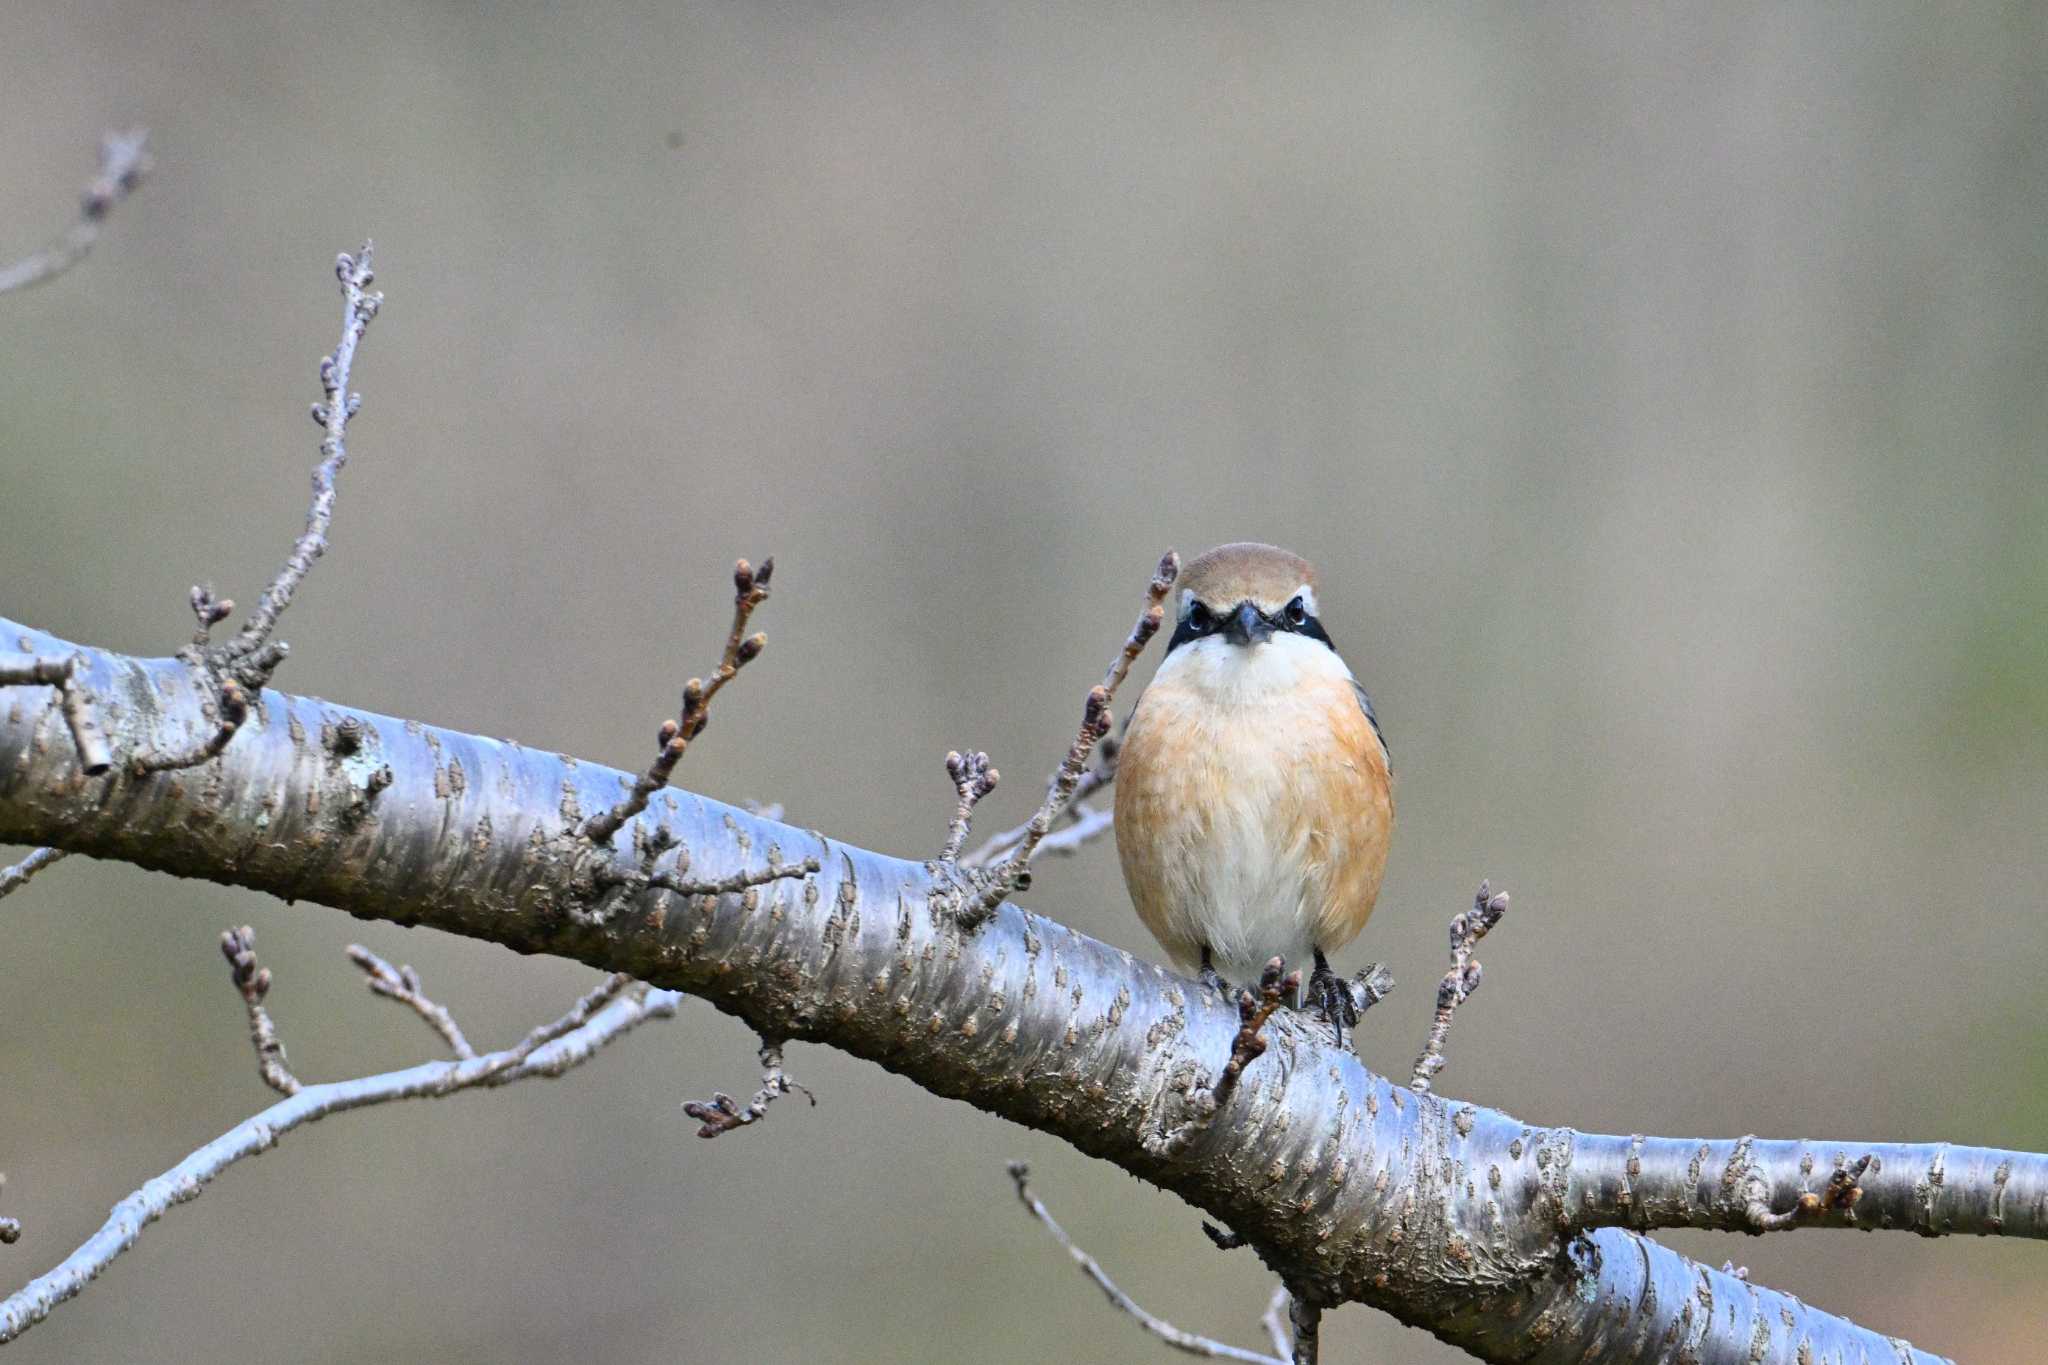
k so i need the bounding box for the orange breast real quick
[1114,668,1393,978]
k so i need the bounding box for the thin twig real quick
[582,848,819,928]
[494,973,641,1067]
[682,1040,816,1138]
[962,551,1178,923]
[1410,880,1511,1094]
[218,926,299,1095]
[950,757,1114,863]
[1746,1154,1873,1230]
[130,679,248,775]
[346,946,476,1059]
[939,749,1000,863]
[584,557,774,845]
[0,970,680,1344]
[0,1173,17,1247]
[0,128,149,296]
[1260,1286,1294,1360]
[645,856,819,898]
[959,758,1115,870]
[126,245,381,779]
[217,244,381,673]
[1210,958,1298,1114]
[1145,958,1299,1160]
[0,847,69,901]
[1007,1162,1286,1365]
[0,655,111,775]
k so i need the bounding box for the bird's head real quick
[1155,543,1349,703]
[1169,542,1330,656]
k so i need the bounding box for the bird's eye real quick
[1186,602,1213,633]
[1284,597,1307,626]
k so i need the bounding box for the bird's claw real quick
[1308,956,1360,1049]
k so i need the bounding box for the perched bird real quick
[1113,543,1393,1035]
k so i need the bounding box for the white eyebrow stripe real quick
[1180,588,1198,617]
[1295,584,1317,613]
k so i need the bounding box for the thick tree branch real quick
[3,617,2027,1361]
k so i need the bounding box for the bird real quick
[1113,543,1392,1039]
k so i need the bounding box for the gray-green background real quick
[2,4,2043,1361]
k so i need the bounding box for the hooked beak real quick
[1224,601,1272,647]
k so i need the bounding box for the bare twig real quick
[1260,1285,1293,1360]
[0,128,149,296]
[1008,1162,1286,1365]
[0,1174,17,1247]
[584,557,774,845]
[583,844,818,927]
[0,654,111,775]
[1023,800,1113,859]
[218,926,299,1095]
[495,973,641,1067]
[682,1039,815,1138]
[939,749,1000,862]
[1146,958,1300,1160]
[0,847,69,901]
[0,966,681,1344]
[644,856,819,898]
[186,585,235,650]
[215,244,382,676]
[130,679,248,775]
[124,245,381,779]
[1211,958,1297,1114]
[1747,1154,1873,1231]
[346,945,475,1059]
[1410,880,1511,1094]
[962,551,1177,923]
[958,737,1117,869]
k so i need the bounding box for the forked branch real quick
[0,942,680,1345]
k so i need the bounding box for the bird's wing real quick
[1353,680,1390,772]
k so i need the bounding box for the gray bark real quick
[5,613,2039,1364]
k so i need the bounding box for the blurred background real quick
[2,3,2043,1361]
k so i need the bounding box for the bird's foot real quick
[1197,946,1234,1000]
[1309,950,1360,1049]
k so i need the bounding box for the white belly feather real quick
[1115,631,1388,992]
